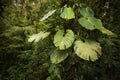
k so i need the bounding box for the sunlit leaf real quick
[60,6,75,19]
[79,7,94,17]
[40,9,56,21]
[50,49,69,64]
[28,31,50,42]
[74,40,102,62]
[54,29,75,50]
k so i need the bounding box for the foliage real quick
[0,0,120,80]
[28,31,50,42]
[28,1,116,63]
[40,9,56,21]
[53,29,75,50]
[50,49,68,64]
[60,5,75,19]
[74,40,101,62]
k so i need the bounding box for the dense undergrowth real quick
[0,0,120,80]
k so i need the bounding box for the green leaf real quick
[78,17,103,30]
[54,29,75,50]
[88,17,103,29]
[100,27,116,36]
[78,17,94,30]
[60,6,75,19]
[79,7,94,17]
[28,31,50,42]
[50,50,69,64]
[40,9,56,21]
[74,40,102,62]
[78,17,116,36]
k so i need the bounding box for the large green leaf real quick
[79,17,116,36]
[78,17,95,30]
[88,17,103,29]
[79,7,116,36]
[79,7,94,17]
[28,31,50,42]
[78,17,103,30]
[60,6,75,19]
[50,50,69,64]
[54,29,75,50]
[74,40,102,62]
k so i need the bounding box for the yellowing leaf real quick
[54,29,75,50]
[74,40,102,62]
[28,31,50,42]
[60,6,75,19]
[50,50,68,64]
